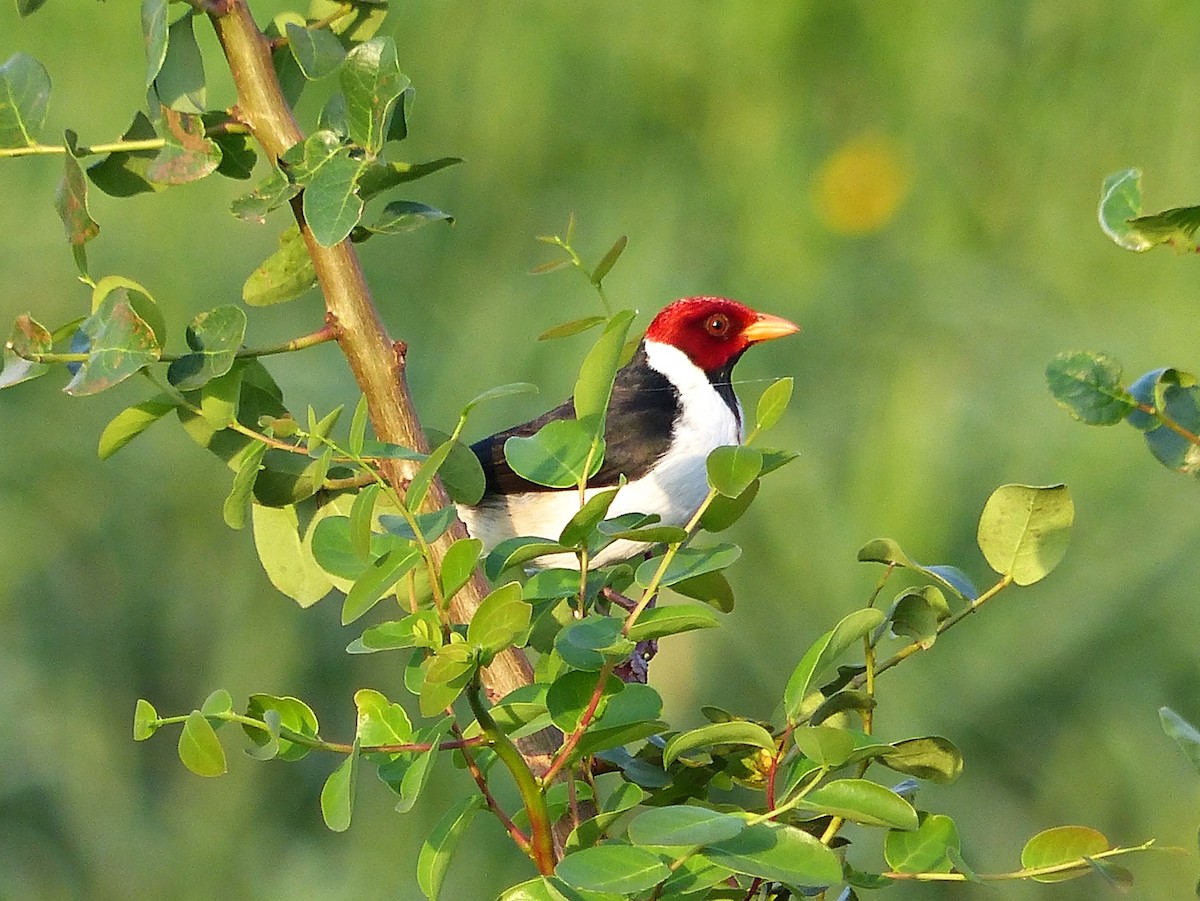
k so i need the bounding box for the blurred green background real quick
[3,2,1200,899]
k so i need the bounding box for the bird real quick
[456,296,799,569]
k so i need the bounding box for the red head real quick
[644,296,799,373]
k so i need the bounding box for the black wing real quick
[469,344,679,498]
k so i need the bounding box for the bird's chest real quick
[607,383,742,527]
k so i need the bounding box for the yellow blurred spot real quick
[812,135,911,235]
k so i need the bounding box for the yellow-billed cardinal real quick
[457,297,799,568]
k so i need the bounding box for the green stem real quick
[884,839,1157,882]
[1136,401,1200,445]
[7,323,337,366]
[856,574,1014,686]
[154,711,485,755]
[466,679,556,873]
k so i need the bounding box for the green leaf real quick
[289,131,368,246]
[589,234,627,285]
[1098,168,1153,250]
[140,0,169,89]
[624,604,722,641]
[353,200,453,240]
[1131,371,1200,474]
[555,844,669,895]
[350,611,443,654]
[321,746,359,832]
[1021,825,1109,883]
[312,511,415,580]
[626,806,745,847]
[224,442,267,530]
[783,607,885,721]
[0,314,52,388]
[178,710,227,777]
[559,483,624,549]
[1160,707,1200,775]
[98,395,177,459]
[197,365,244,430]
[976,484,1073,585]
[146,108,221,185]
[285,22,346,80]
[459,382,540,418]
[419,644,477,716]
[168,306,248,390]
[538,316,607,341]
[243,224,318,305]
[669,569,735,612]
[755,377,794,432]
[417,794,486,901]
[856,538,980,600]
[133,698,159,741]
[16,0,51,17]
[791,725,856,767]
[87,112,162,198]
[1127,205,1200,253]
[467,582,532,657]
[380,506,458,543]
[408,439,456,510]
[705,820,842,887]
[0,52,50,148]
[566,782,646,851]
[1046,351,1136,426]
[555,615,634,671]
[546,670,620,733]
[504,418,601,489]
[311,0,389,42]
[705,445,763,498]
[387,717,452,811]
[156,13,206,113]
[340,37,408,154]
[573,683,664,757]
[349,394,370,455]
[342,545,422,624]
[634,543,741,589]
[90,275,166,345]
[354,688,414,747]
[55,133,99,277]
[443,442,487,506]
[231,166,300,222]
[800,779,918,829]
[200,689,232,717]
[485,537,574,578]
[210,118,256,179]
[662,720,775,768]
[885,812,960,874]
[888,586,948,650]
[880,735,964,783]
[243,693,319,761]
[357,157,464,200]
[349,483,380,560]
[64,289,161,396]
[251,502,334,608]
[574,310,636,437]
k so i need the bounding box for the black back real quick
[470,343,679,497]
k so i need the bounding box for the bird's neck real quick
[643,339,743,427]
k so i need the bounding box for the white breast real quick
[457,339,743,569]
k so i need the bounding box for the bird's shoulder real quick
[469,343,681,498]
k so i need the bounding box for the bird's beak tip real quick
[744,313,801,343]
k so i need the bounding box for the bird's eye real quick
[704,314,730,337]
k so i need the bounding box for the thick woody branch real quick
[206,0,559,801]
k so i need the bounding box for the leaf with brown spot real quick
[146,108,222,185]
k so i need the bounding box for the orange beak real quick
[742,312,800,344]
